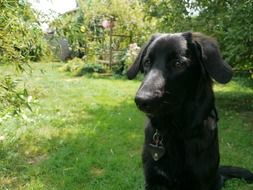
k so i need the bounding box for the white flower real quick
[28,96,33,103]
[0,135,5,141]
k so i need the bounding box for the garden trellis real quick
[95,17,133,69]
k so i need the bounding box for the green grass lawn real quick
[0,63,253,190]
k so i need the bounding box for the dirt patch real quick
[64,78,81,82]
[90,167,104,177]
[27,154,48,165]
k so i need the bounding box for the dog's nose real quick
[135,95,150,111]
[135,94,156,112]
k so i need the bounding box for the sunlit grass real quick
[0,63,252,189]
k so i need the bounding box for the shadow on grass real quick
[1,101,145,190]
[1,76,252,190]
[216,91,253,112]
[215,78,253,113]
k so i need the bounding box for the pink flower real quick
[102,20,111,29]
[129,43,140,51]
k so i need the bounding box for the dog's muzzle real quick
[135,89,164,113]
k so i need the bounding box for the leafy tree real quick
[143,0,191,32]
[0,0,49,118]
[0,0,49,66]
[51,10,87,59]
[143,0,253,71]
[195,0,253,70]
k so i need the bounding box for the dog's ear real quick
[193,33,233,84]
[126,34,159,79]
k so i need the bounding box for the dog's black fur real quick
[127,32,253,190]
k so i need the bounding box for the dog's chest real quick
[143,122,219,182]
[143,129,186,177]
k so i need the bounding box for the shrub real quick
[75,63,106,76]
[0,76,31,118]
[0,1,48,118]
[60,58,107,76]
[113,43,141,75]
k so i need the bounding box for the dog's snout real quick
[135,90,162,112]
[134,68,166,113]
[135,95,151,111]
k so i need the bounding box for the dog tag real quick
[148,143,165,161]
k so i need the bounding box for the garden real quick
[0,0,253,189]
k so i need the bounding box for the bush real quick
[0,76,31,118]
[75,64,106,76]
[0,1,50,67]
[113,43,141,75]
[60,58,107,76]
[0,1,49,118]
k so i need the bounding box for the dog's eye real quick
[143,60,152,74]
[174,61,185,69]
[144,60,151,67]
[144,60,151,66]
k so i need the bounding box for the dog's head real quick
[127,32,233,116]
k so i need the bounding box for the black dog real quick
[127,32,253,190]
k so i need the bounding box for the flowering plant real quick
[122,43,140,74]
[102,19,114,29]
[127,43,140,58]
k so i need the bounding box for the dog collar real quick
[148,129,165,161]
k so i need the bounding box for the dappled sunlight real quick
[1,63,252,189]
[90,167,105,177]
[214,80,253,94]
[213,79,253,113]
[0,63,145,189]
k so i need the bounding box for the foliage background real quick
[52,0,156,67]
[1,0,253,119]
[143,0,253,70]
[0,0,50,118]
[50,0,253,74]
